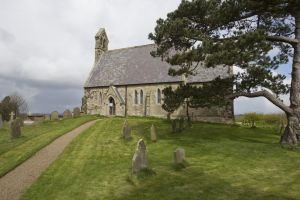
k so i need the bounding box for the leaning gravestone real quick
[150,124,157,142]
[63,109,72,119]
[173,148,185,165]
[50,111,59,120]
[122,120,131,139]
[0,115,3,129]
[10,119,22,138]
[132,139,148,173]
[73,107,81,118]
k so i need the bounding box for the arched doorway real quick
[108,97,116,115]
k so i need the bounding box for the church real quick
[82,28,234,123]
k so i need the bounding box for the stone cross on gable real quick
[9,112,15,121]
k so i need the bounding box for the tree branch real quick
[228,90,293,114]
[266,35,299,46]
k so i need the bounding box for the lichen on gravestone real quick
[122,120,131,139]
[10,119,22,138]
[132,139,148,173]
[150,124,157,142]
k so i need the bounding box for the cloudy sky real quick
[0,0,292,114]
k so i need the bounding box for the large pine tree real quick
[149,0,300,145]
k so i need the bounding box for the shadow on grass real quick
[116,167,297,200]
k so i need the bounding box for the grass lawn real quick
[0,115,98,177]
[22,117,300,200]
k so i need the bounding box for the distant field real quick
[22,117,300,200]
[0,115,98,177]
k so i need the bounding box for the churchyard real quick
[16,117,300,200]
[0,115,98,177]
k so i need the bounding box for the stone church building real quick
[82,28,234,123]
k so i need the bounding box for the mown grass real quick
[22,117,300,200]
[0,115,98,177]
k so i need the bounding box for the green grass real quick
[0,115,98,177]
[22,117,300,200]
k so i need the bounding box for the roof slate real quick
[84,44,231,88]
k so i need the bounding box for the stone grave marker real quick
[50,111,59,120]
[9,112,15,122]
[173,148,185,165]
[122,120,131,139]
[150,124,157,142]
[132,139,148,173]
[73,107,81,118]
[171,120,177,133]
[44,114,50,120]
[10,119,22,138]
[63,109,72,119]
[178,117,184,132]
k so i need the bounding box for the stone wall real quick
[84,82,234,123]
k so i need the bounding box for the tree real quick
[149,0,300,145]
[0,94,28,121]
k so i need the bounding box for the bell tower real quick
[94,28,109,65]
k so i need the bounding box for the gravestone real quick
[63,109,72,119]
[0,115,3,129]
[178,117,184,132]
[122,120,131,139]
[9,112,15,121]
[171,120,176,133]
[16,117,24,127]
[73,107,81,118]
[132,139,148,173]
[10,119,22,138]
[50,111,59,120]
[183,118,190,129]
[173,148,185,165]
[150,124,157,142]
[44,114,50,120]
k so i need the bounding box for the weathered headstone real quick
[63,109,72,119]
[173,148,185,165]
[16,117,24,127]
[132,139,148,173]
[171,120,177,133]
[50,111,59,120]
[150,124,157,142]
[10,119,22,138]
[178,117,184,132]
[122,120,131,139]
[44,114,50,120]
[183,118,189,129]
[73,107,81,118]
[0,115,3,129]
[9,112,15,121]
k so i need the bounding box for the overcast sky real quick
[0,0,291,114]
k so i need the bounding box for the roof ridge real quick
[107,43,155,52]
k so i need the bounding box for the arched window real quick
[134,90,138,104]
[157,89,161,104]
[140,90,143,104]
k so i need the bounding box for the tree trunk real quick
[280,11,300,145]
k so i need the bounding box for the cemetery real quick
[1,0,300,199]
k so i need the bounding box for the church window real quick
[140,90,143,104]
[157,89,161,104]
[134,90,138,104]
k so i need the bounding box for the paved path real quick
[0,119,99,200]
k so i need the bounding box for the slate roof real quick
[84,44,232,88]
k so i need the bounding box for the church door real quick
[108,97,116,115]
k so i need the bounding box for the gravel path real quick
[0,119,99,200]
